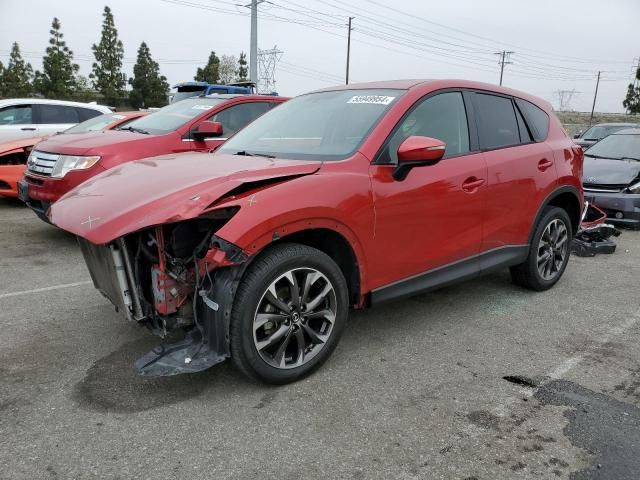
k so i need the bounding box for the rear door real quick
[0,103,36,142]
[34,104,81,136]
[472,92,555,250]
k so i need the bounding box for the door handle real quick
[20,127,36,131]
[461,177,485,192]
[537,158,554,171]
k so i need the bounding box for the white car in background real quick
[0,98,112,143]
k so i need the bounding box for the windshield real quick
[582,125,627,140]
[64,113,133,134]
[119,98,226,134]
[586,133,640,161]
[219,89,404,161]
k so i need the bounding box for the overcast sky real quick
[1,0,638,112]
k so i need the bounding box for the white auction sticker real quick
[192,104,215,110]
[347,95,396,105]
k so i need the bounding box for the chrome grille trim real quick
[27,150,59,176]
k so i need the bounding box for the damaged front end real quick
[79,207,249,376]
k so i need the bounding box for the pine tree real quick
[195,51,220,83]
[128,42,169,109]
[90,6,126,105]
[34,17,79,99]
[3,42,34,97]
[237,52,248,81]
[623,67,640,115]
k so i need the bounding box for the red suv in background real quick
[51,80,583,384]
[19,94,287,221]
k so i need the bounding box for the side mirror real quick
[192,121,223,140]
[573,133,581,139]
[393,136,446,181]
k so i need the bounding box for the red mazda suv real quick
[50,80,584,384]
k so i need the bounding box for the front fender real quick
[213,169,375,294]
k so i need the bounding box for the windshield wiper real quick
[234,150,276,158]
[119,125,149,135]
[620,156,640,162]
[584,154,612,159]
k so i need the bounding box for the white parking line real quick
[0,281,92,299]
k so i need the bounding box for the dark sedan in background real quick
[574,122,638,150]
[582,128,640,227]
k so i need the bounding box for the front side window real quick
[37,104,80,124]
[379,91,470,164]
[474,93,520,150]
[207,102,271,137]
[586,133,640,161]
[0,104,33,125]
[120,98,226,134]
[219,89,403,161]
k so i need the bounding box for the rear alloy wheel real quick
[230,244,348,384]
[510,206,573,291]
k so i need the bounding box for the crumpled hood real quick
[0,136,44,155]
[49,152,321,244]
[582,156,640,186]
[34,130,150,155]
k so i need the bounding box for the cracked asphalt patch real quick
[2,197,640,479]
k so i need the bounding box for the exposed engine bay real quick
[78,206,248,377]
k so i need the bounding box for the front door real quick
[0,104,36,142]
[368,91,487,290]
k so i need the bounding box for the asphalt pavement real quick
[1,195,639,480]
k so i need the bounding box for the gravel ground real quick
[1,196,639,480]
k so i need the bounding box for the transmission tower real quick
[257,46,283,94]
[554,89,580,111]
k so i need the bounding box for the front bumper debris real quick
[571,203,621,257]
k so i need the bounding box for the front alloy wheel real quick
[253,268,337,369]
[230,243,348,384]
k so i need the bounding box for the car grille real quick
[27,150,58,176]
[583,183,626,193]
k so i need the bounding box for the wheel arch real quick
[528,186,582,244]
[241,222,367,308]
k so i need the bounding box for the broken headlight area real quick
[571,202,621,257]
[78,206,249,376]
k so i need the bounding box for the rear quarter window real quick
[515,98,549,142]
[77,107,103,122]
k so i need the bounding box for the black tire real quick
[510,206,573,291]
[230,243,349,384]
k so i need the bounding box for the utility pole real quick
[495,50,514,86]
[589,71,601,126]
[247,0,264,84]
[345,16,354,84]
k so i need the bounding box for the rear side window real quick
[76,107,103,122]
[208,102,272,137]
[36,104,80,124]
[474,93,519,149]
[515,98,549,142]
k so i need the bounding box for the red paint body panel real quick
[23,97,286,205]
[50,80,583,303]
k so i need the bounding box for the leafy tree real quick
[2,42,34,97]
[623,67,640,115]
[90,5,126,104]
[195,51,220,83]
[237,52,248,81]
[128,42,169,109]
[34,17,79,98]
[218,55,237,84]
